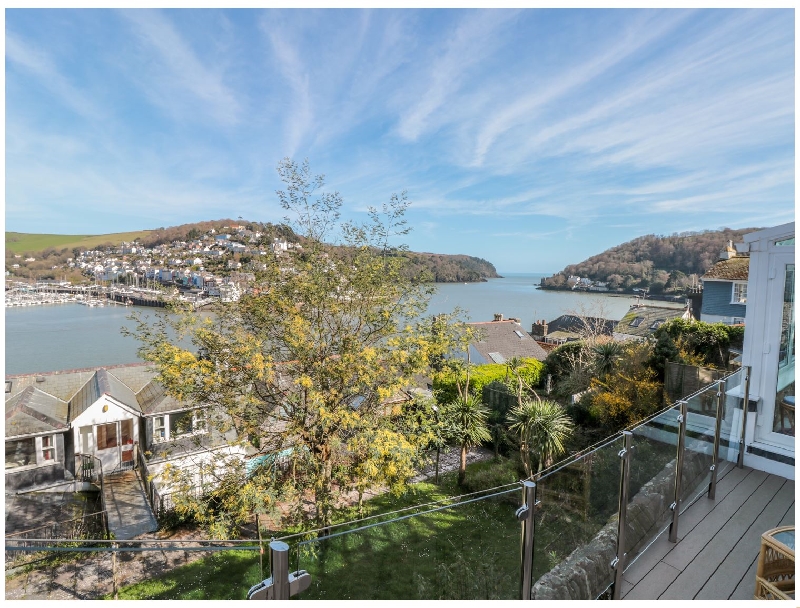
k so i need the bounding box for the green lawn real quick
[111,444,676,601]
[114,462,526,600]
[5,231,152,254]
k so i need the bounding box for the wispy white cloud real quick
[470,10,694,166]
[259,21,313,158]
[119,9,241,126]
[6,31,103,122]
[395,9,520,142]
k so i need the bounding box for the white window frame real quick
[41,435,56,463]
[732,281,747,304]
[153,416,167,442]
[5,435,58,470]
[753,254,794,448]
[743,225,795,452]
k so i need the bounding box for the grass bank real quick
[5,231,152,254]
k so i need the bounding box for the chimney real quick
[719,240,737,260]
[493,313,503,322]
[531,319,548,338]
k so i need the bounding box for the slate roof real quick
[702,257,749,281]
[137,380,191,415]
[70,368,142,420]
[468,320,548,362]
[5,386,69,438]
[614,305,691,339]
[5,363,153,403]
[543,314,616,342]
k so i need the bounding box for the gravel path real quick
[5,447,495,600]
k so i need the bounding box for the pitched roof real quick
[545,314,616,338]
[69,368,142,420]
[702,257,749,281]
[137,380,190,415]
[5,362,153,403]
[5,386,69,438]
[614,305,690,339]
[468,320,548,362]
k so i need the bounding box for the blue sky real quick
[5,8,795,273]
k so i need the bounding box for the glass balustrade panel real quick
[294,487,521,600]
[531,436,623,599]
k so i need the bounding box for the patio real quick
[621,464,794,600]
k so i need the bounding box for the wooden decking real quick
[621,465,795,600]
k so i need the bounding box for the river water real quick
[5,273,668,375]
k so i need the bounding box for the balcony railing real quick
[5,367,752,600]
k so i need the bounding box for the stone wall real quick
[531,449,709,600]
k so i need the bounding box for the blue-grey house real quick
[700,243,748,325]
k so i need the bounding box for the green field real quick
[5,231,153,254]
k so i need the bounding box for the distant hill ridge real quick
[540,227,760,294]
[5,219,500,284]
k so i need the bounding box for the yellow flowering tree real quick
[129,159,465,532]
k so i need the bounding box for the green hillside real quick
[5,231,153,254]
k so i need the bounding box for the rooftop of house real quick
[614,305,691,339]
[702,256,750,282]
[5,385,70,439]
[5,363,201,438]
[468,318,548,362]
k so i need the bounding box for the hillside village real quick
[5,224,300,305]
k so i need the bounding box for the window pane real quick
[773,264,795,436]
[97,423,118,450]
[170,411,193,436]
[6,438,35,468]
[42,435,55,460]
[154,416,165,439]
[121,419,133,445]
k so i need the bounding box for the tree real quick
[443,392,491,486]
[507,399,573,478]
[591,339,622,379]
[129,158,454,533]
[588,340,662,429]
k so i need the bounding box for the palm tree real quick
[591,340,623,379]
[508,399,573,478]
[444,393,491,485]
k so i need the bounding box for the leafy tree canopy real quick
[129,159,467,533]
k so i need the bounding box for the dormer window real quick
[732,282,747,304]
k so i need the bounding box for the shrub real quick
[458,456,521,497]
[432,359,544,405]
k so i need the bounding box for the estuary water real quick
[5,273,654,375]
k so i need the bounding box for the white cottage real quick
[5,364,248,500]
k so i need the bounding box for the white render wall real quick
[70,395,140,472]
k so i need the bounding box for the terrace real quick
[622,465,794,600]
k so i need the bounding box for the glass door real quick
[756,253,795,448]
[771,263,794,437]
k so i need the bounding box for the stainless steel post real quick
[669,400,688,543]
[737,366,751,469]
[709,380,725,500]
[270,541,290,600]
[612,431,633,600]
[518,480,537,600]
